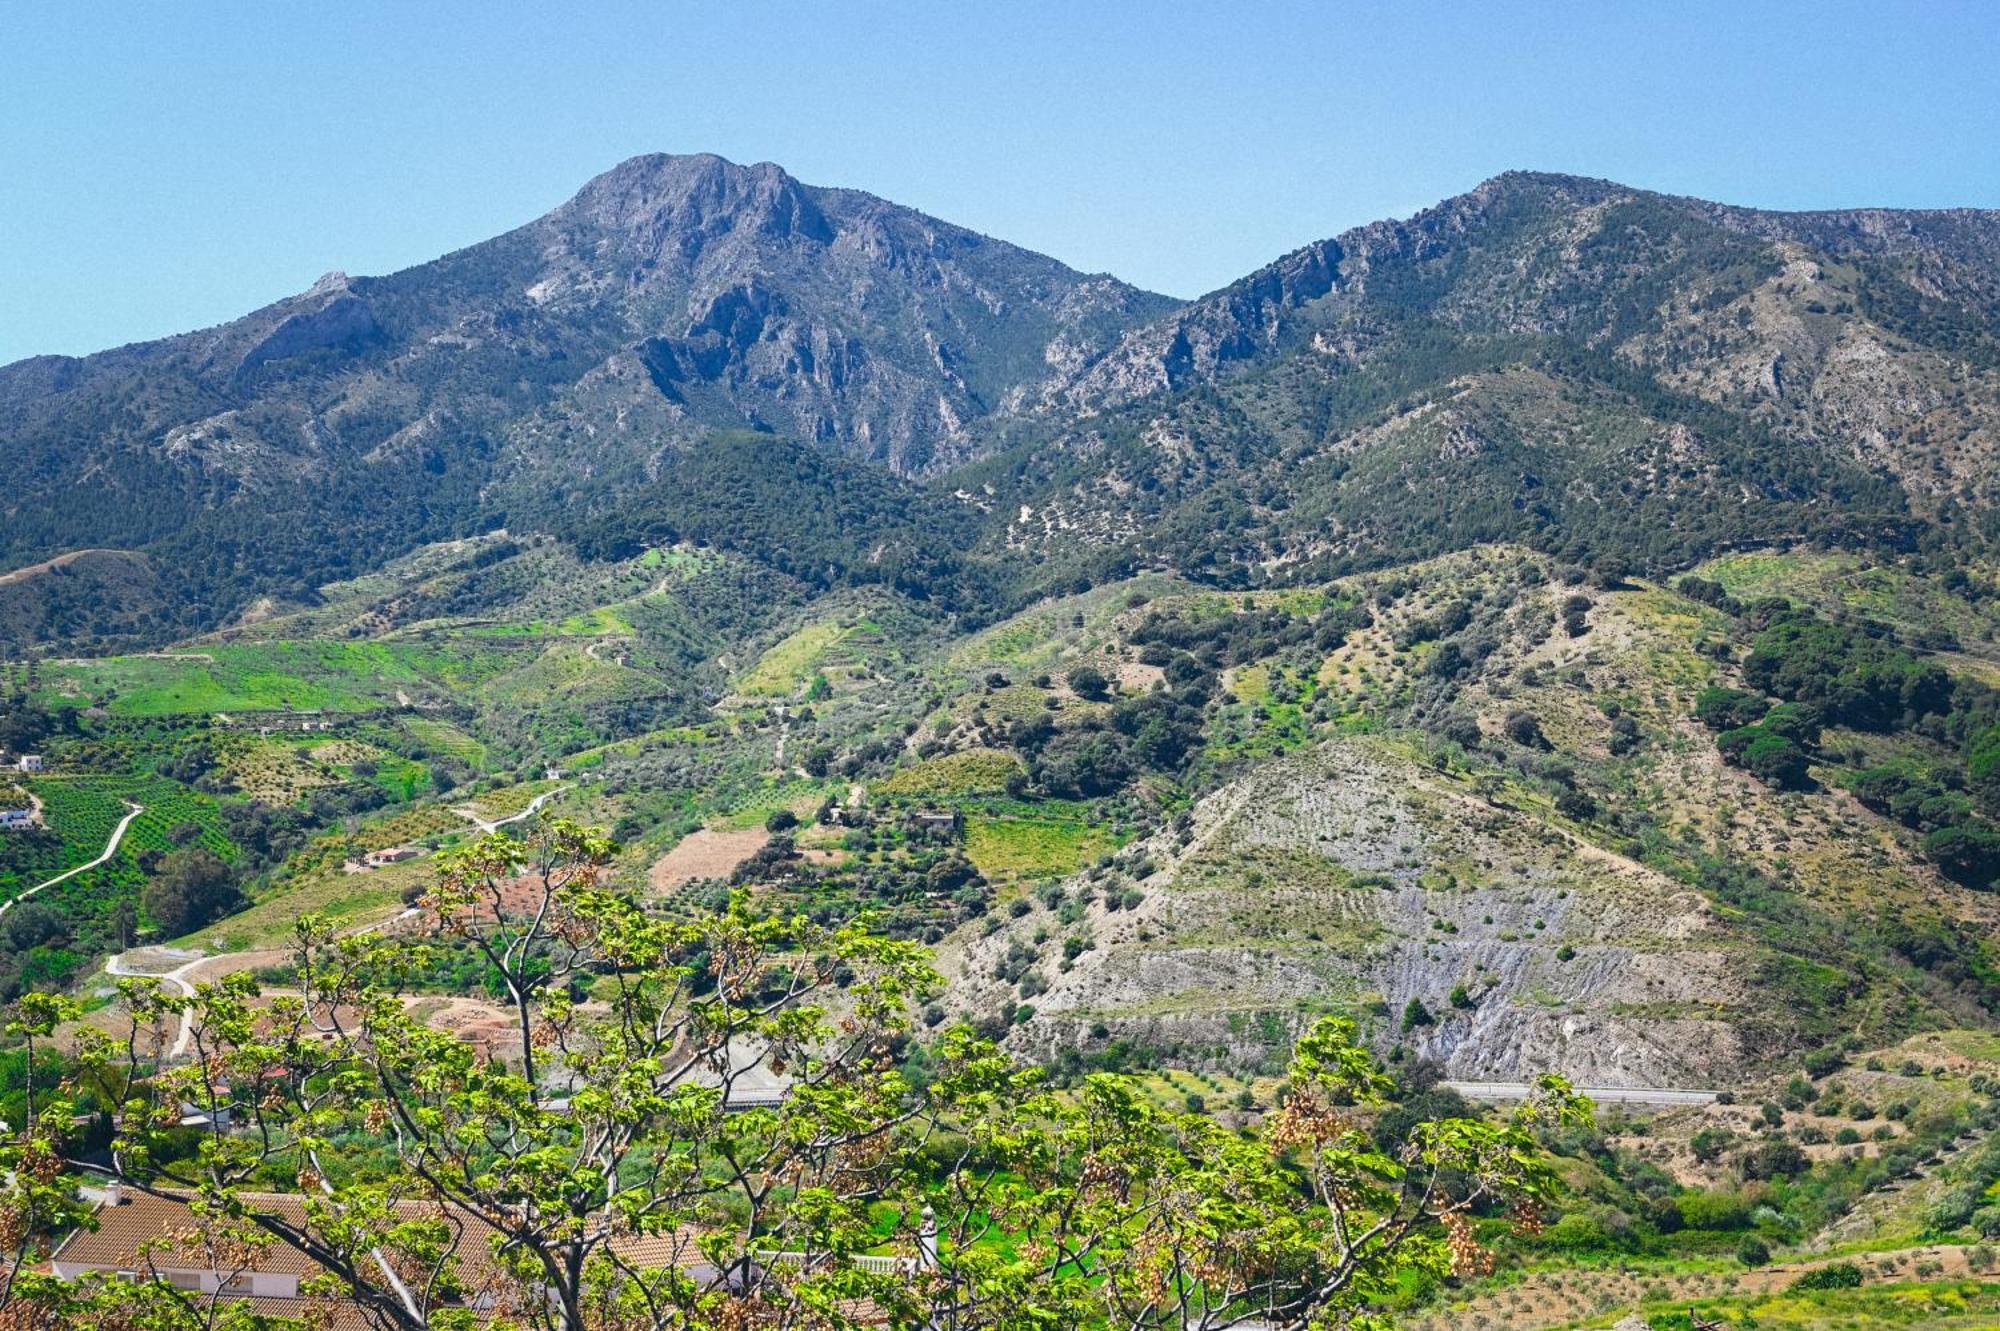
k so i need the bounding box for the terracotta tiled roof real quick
[51,1191,322,1277]
[606,1226,711,1273]
[238,1295,385,1330]
[53,1191,891,1323]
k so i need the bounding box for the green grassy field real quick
[964,811,1119,881]
[1697,548,2000,654]
[736,620,852,696]
[469,641,674,707]
[1603,1278,2000,1329]
[397,717,488,769]
[33,641,518,716]
[189,872,410,951]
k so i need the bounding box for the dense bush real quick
[1695,686,1769,730]
[1790,1261,1862,1290]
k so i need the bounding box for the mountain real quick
[973,172,2000,586]
[5,162,2000,651]
[0,153,1174,641]
[0,549,161,648]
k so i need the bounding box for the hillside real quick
[0,549,161,647]
[974,172,2000,586]
[936,550,2000,1083]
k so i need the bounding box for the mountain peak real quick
[558,151,833,247]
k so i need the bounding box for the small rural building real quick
[907,809,962,838]
[178,1098,235,1131]
[52,1187,319,1305]
[0,808,33,830]
[15,754,43,772]
[363,845,420,869]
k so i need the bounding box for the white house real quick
[14,755,42,773]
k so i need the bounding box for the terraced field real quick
[964,810,1121,883]
[874,748,1022,799]
[32,640,518,716]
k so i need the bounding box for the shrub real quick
[1923,820,2000,889]
[1925,1184,1984,1234]
[1689,1129,1733,1165]
[1740,1138,1808,1179]
[1066,665,1112,701]
[1790,1261,1862,1290]
[1736,1235,1772,1267]
[1742,733,1810,788]
[1544,1211,1611,1253]
[1555,788,1597,821]
[1503,710,1549,749]
[1675,1190,1750,1231]
[1695,687,1770,731]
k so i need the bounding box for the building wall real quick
[49,1263,298,1299]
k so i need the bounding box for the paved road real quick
[453,785,566,834]
[1444,1081,1717,1106]
[0,800,143,917]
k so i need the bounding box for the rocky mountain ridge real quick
[5,160,2000,649]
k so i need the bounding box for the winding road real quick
[98,787,567,1064]
[0,800,143,918]
[452,784,566,834]
[105,950,207,1058]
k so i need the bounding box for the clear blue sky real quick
[4,1,1997,364]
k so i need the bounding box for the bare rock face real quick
[950,738,1752,1086]
[511,153,1179,473]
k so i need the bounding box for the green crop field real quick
[964,811,1119,881]
[736,621,850,696]
[28,779,132,863]
[32,641,518,716]
[483,642,670,706]
[394,717,489,770]
[34,776,235,862]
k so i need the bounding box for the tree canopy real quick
[0,819,1586,1331]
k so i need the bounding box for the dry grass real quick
[647,827,771,893]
